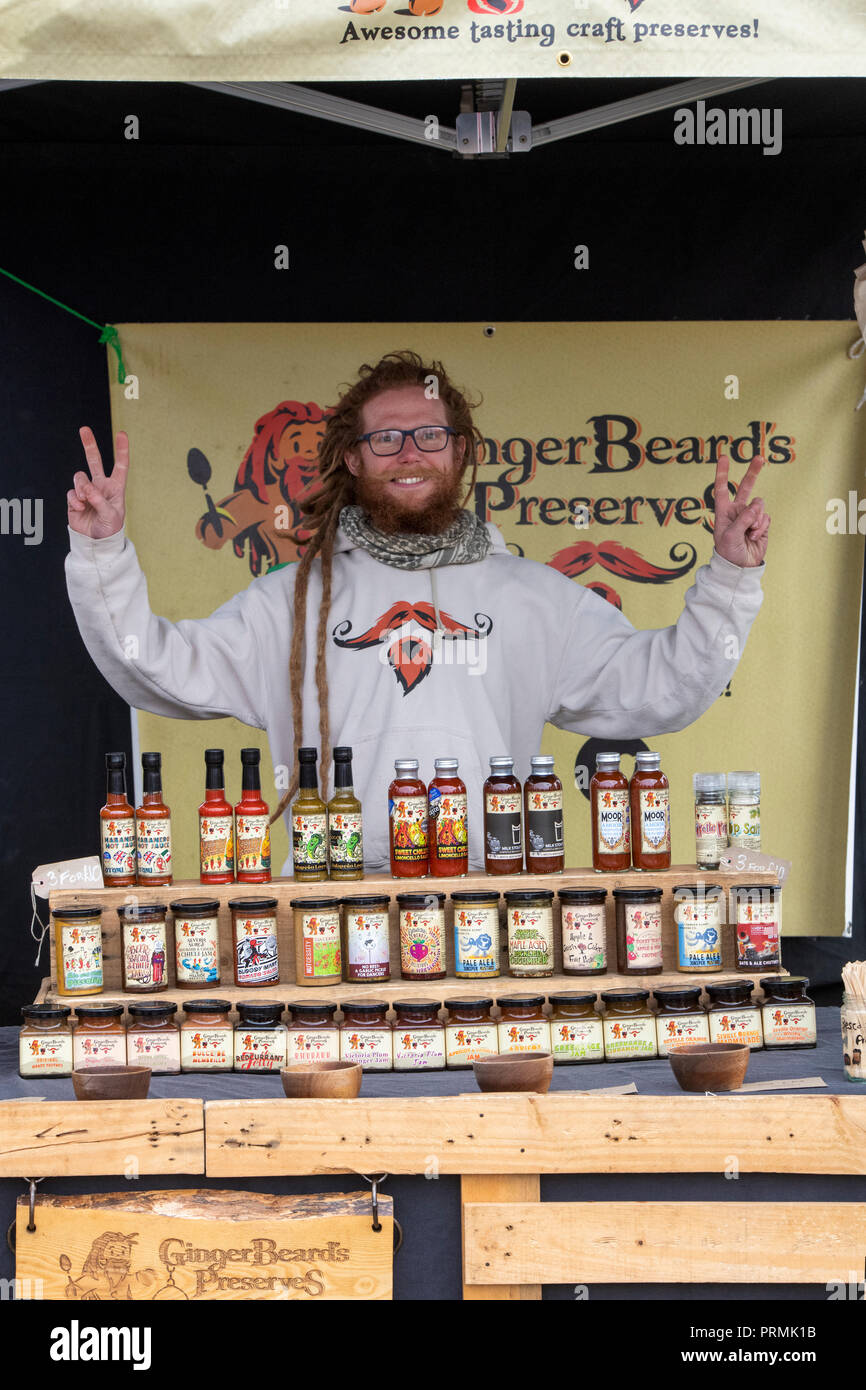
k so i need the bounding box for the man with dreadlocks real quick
[67,350,769,873]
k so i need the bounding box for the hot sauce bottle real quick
[428,757,468,877]
[590,752,631,872]
[99,751,136,886]
[199,748,234,884]
[327,746,364,882]
[235,747,272,884]
[389,759,429,877]
[135,752,173,886]
[291,747,328,883]
[524,755,564,874]
[629,750,671,871]
[483,756,523,875]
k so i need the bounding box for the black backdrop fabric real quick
[0,77,864,1023]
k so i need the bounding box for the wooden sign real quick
[16,1189,392,1300]
[717,849,791,883]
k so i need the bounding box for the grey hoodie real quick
[65,519,765,873]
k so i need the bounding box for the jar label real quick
[128,1029,181,1073]
[841,1007,866,1080]
[394,1027,446,1070]
[73,1033,127,1068]
[181,1026,233,1070]
[136,819,172,879]
[508,905,554,972]
[708,1009,763,1047]
[399,908,444,975]
[234,914,279,986]
[454,904,500,977]
[299,908,341,980]
[340,1027,393,1070]
[287,1030,341,1064]
[59,922,103,992]
[596,789,630,852]
[603,1015,657,1059]
[675,900,722,971]
[484,792,522,861]
[729,800,761,848]
[389,795,428,863]
[123,920,168,989]
[526,789,563,858]
[639,788,670,853]
[762,1002,816,1046]
[329,811,364,869]
[695,805,728,863]
[735,895,781,969]
[200,813,234,876]
[562,904,606,972]
[429,789,468,861]
[345,909,390,980]
[19,1032,73,1076]
[445,1022,498,1066]
[100,814,136,879]
[174,915,220,985]
[497,1019,552,1054]
[237,813,272,874]
[551,1015,604,1062]
[623,903,663,970]
[234,1029,288,1071]
[656,1012,711,1057]
[292,811,327,872]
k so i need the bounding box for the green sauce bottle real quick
[328,746,364,882]
[291,748,328,883]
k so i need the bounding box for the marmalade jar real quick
[652,985,710,1058]
[760,975,816,1050]
[706,979,763,1050]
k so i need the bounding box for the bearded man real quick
[66,350,769,872]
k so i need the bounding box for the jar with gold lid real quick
[505,891,555,978]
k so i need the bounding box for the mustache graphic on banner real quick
[549,540,697,585]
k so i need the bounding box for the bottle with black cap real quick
[291,747,328,882]
[235,747,271,883]
[99,751,136,886]
[199,748,235,884]
[135,751,172,886]
[327,746,364,881]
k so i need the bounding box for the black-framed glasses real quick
[355,425,457,456]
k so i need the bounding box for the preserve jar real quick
[126,1001,181,1074]
[505,890,555,978]
[760,976,816,1050]
[451,891,500,978]
[72,1003,127,1069]
[600,988,657,1061]
[170,898,222,990]
[339,999,393,1071]
[229,896,279,988]
[118,903,169,993]
[290,897,342,987]
[52,905,104,997]
[841,992,866,1082]
[443,997,498,1068]
[548,991,604,1065]
[613,887,664,975]
[483,756,523,874]
[397,892,446,981]
[340,895,391,983]
[389,759,429,877]
[706,979,763,1050]
[19,1004,73,1079]
[590,752,630,872]
[652,985,710,1058]
[286,1001,340,1064]
[629,750,671,871]
[559,888,608,976]
[180,999,234,1072]
[673,884,723,973]
[733,882,782,971]
[393,1000,446,1071]
[524,756,564,873]
[428,758,468,877]
[694,773,728,869]
[233,1000,288,1072]
[496,994,552,1055]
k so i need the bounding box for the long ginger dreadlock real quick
[269,349,485,826]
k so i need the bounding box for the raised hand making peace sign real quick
[712,453,770,568]
[67,427,129,539]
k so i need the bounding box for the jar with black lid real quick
[559,889,607,975]
[286,1001,340,1064]
[72,1003,127,1069]
[397,892,446,981]
[180,998,234,1072]
[127,1001,180,1074]
[759,976,816,1050]
[118,902,169,993]
[19,1004,73,1078]
[233,1000,287,1072]
[340,895,391,983]
[706,979,763,1050]
[549,991,603,1064]
[613,887,664,974]
[505,890,555,978]
[393,1000,445,1071]
[652,984,710,1057]
[451,891,500,978]
[443,997,498,1068]
[497,993,552,1054]
[339,999,393,1071]
[733,882,782,971]
[170,898,222,990]
[600,987,657,1061]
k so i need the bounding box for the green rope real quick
[0,265,127,383]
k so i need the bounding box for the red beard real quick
[352,465,465,535]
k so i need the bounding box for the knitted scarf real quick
[339,505,492,570]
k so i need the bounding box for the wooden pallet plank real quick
[461,1175,541,1299]
[0,1100,205,1177]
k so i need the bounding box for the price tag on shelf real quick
[31,856,103,899]
[717,849,791,884]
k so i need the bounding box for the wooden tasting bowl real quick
[280,1061,363,1099]
[472,1052,554,1094]
[666,1041,750,1093]
[72,1065,152,1101]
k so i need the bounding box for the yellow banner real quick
[109,321,865,936]
[3,0,866,79]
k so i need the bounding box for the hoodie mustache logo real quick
[333,602,493,695]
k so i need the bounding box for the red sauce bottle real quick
[135,752,173,887]
[199,748,235,885]
[389,759,429,878]
[99,751,136,887]
[524,756,564,874]
[591,752,631,872]
[483,756,523,875]
[629,750,671,871]
[235,748,271,884]
[428,758,468,877]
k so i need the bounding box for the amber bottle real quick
[590,752,631,872]
[524,756,564,874]
[135,752,173,886]
[428,758,468,877]
[483,756,523,874]
[629,751,671,871]
[389,759,429,877]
